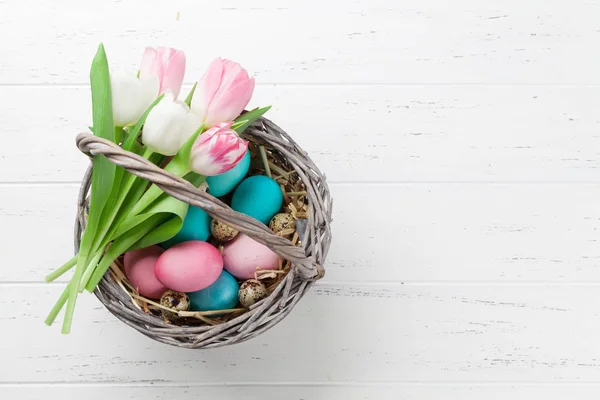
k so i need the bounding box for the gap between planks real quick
[5,381,600,388]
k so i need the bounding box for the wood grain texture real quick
[4,183,600,283]
[2,0,599,396]
[1,0,599,84]
[3,85,600,183]
[4,385,600,400]
[3,285,600,383]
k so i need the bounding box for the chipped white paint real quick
[1,0,600,85]
[3,86,600,183]
[8,385,600,400]
[3,285,600,383]
[3,184,600,283]
[1,0,600,398]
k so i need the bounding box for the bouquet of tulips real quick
[45,44,270,334]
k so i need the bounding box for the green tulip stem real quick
[44,283,71,326]
[45,255,77,283]
[114,126,125,145]
[78,250,104,292]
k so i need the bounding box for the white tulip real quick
[110,70,160,127]
[142,94,203,156]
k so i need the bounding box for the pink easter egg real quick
[124,245,167,299]
[222,233,280,279]
[154,241,223,292]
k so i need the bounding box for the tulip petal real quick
[142,95,191,156]
[111,70,160,127]
[219,60,246,90]
[139,48,161,79]
[213,122,235,131]
[183,111,204,141]
[205,77,255,127]
[208,135,248,173]
[140,47,186,99]
[160,50,186,99]
[191,58,224,121]
[157,47,177,63]
[190,124,248,176]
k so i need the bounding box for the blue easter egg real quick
[187,270,240,312]
[231,175,283,224]
[206,150,251,197]
[161,206,211,249]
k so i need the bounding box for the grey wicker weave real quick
[74,117,333,349]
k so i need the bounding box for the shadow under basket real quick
[74,117,333,349]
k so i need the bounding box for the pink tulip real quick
[140,47,186,99]
[191,58,255,127]
[190,122,249,176]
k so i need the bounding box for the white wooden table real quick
[2,0,600,398]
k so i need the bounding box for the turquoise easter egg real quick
[161,206,211,249]
[187,270,240,312]
[231,175,283,224]
[206,150,251,197]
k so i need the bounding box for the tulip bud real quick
[190,122,249,176]
[191,58,255,128]
[142,94,202,156]
[140,47,186,99]
[111,70,159,127]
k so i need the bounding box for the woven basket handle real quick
[76,132,323,281]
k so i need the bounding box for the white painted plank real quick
[3,85,600,183]
[4,385,600,400]
[4,184,600,283]
[1,0,599,84]
[3,284,600,383]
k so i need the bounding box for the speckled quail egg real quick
[211,219,239,242]
[238,279,269,308]
[269,213,296,234]
[160,290,190,319]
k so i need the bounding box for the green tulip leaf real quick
[184,82,198,107]
[89,94,165,254]
[131,171,206,250]
[234,106,271,134]
[231,120,248,131]
[62,43,115,334]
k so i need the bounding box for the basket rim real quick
[74,116,332,348]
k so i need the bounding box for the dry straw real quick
[74,117,333,349]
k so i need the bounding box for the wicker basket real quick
[74,117,332,349]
